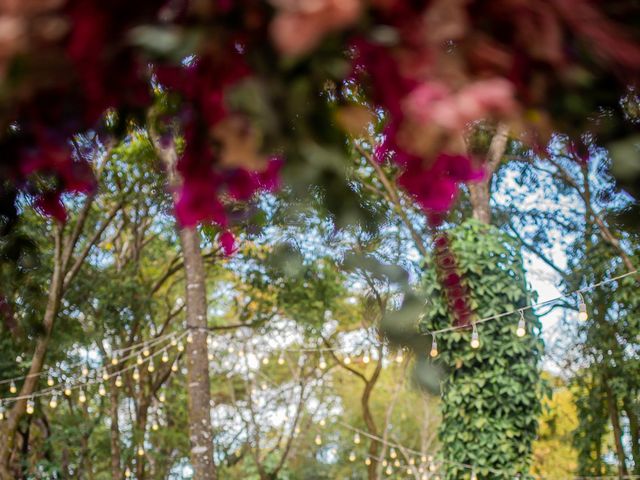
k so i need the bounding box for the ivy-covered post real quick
[420,220,544,479]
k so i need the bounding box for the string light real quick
[470,323,480,349]
[382,460,388,467]
[162,351,169,363]
[49,395,58,409]
[186,332,193,344]
[578,292,588,321]
[277,354,285,365]
[115,375,123,388]
[170,337,177,347]
[9,381,17,394]
[125,467,131,477]
[26,399,34,415]
[78,389,87,404]
[137,446,145,457]
[363,353,370,364]
[111,354,119,366]
[208,352,214,361]
[136,355,143,366]
[471,468,477,480]
[319,419,326,427]
[64,384,72,396]
[177,342,184,353]
[102,369,110,381]
[395,350,404,363]
[147,359,155,373]
[319,355,327,370]
[152,421,159,431]
[262,357,269,365]
[516,310,526,337]
[385,465,392,475]
[0,403,5,420]
[393,459,400,467]
[354,432,361,444]
[390,447,397,459]
[349,451,356,462]
[365,458,371,466]
[98,383,106,396]
[343,356,351,365]
[47,375,54,387]
[81,365,89,377]
[314,434,322,446]
[133,367,140,381]
[430,335,438,358]
[159,391,166,403]
[171,362,178,373]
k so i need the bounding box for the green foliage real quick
[420,219,544,479]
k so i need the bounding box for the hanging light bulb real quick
[81,365,89,377]
[111,354,119,366]
[208,352,214,361]
[170,337,177,347]
[314,434,322,446]
[238,350,245,358]
[421,455,427,463]
[143,344,150,357]
[26,399,35,414]
[125,467,131,477]
[470,468,477,480]
[98,383,106,396]
[152,421,159,431]
[102,369,110,381]
[261,382,268,391]
[159,391,166,403]
[277,354,285,365]
[319,356,327,370]
[343,356,351,365]
[319,419,326,427]
[206,335,212,346]
[147,359,155,373]
[137,446,145,457]
[115,375,123,388]
[470,324,480,349]
[349,451,356,462]
[162,351,169,363]
[64,384,72,396]
[136,354,143,365]
[262,357,269,365]
[294,426,301,435]
[516,310,526,337]
[228,346,235,354]
[177,342,184,352]
[9,380,17,394]
[171,361,178,372]
[49,395,58,409]
[394,459,401,467]
[362,352,370,364]
[187,332,194,344]
[382,459,388,467]
[406,467,412,475]
[354,432,361,444]
[0,403,5,421]
[365,458,372,466]
[430,335,439,358]
[395,350,404,363]
[78,389,87,404]
[390,448,397,459]
[578,292,588,321]
[385,465,393,475]
[429,461,437,472]
[47,375,54,387]
[132,367,140,381]
[409,457,415,465]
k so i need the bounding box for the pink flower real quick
[270,0,362,56]
[219,231,236,256]
[34,191,66,222]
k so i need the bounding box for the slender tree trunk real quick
[0,229,64,480]
[623,397,640,474]
[109,376,122,480]
[604,379,629,478]
[153,135,217,480]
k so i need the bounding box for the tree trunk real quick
[605,380,629,478]
[109,376,122,480]
[623,397,640,474]
[179,227,217,480]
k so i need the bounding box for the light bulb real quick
[137,446,145,457]
[162,351,169,363]
[430,336,439,358]
[390,448,397,459]
[49,395,58,409]
[125,467,131,477]
[429,461,437,472]
[394,459,400,467]
[9,381,17,394]
[516,311,526,337]
[365,458,371,466]
[115,375,123,388]
[147,360,155,373]
[208,352,214,361]
[136,355,143,365]
[421,455,427,463]
[319,419,326,427]
[294,427,301,435]
[177,342,184,352]
[277,355,285,365]
[26,399,34,415]
[354,432,361,444]
[363,353,370,364]
[159,391,166,403]
[578,293,588,321]
[349,451,356,462]
[133,367,140,381]
[171,362,178,372]
[261,382,268,390]
[206,336,212,345]
[187,333,193,344]
[64,385,72,396]
[152,421,159,431]
[395,351,403,363]
[471,469,477,480]
[98,383,106,396]
[382,459,388,467]
[228,346,235,354]
[385,465,392,475]
[409,457,415,465]
[47,375,54,387]
[111,355,119,366]
[343,356,351,365]
[78,390,87,404]
[314,434,322,446]
[0,404,5,421]
[262,357,269,365]
[319,357,327,370]
[470,324,480,349]
[238,350,245,358]
[170,337,177,347]
[143,345,150,357]
[102,369,110,381]
[81,365,89,377]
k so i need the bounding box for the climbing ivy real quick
[420,219,545,479]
